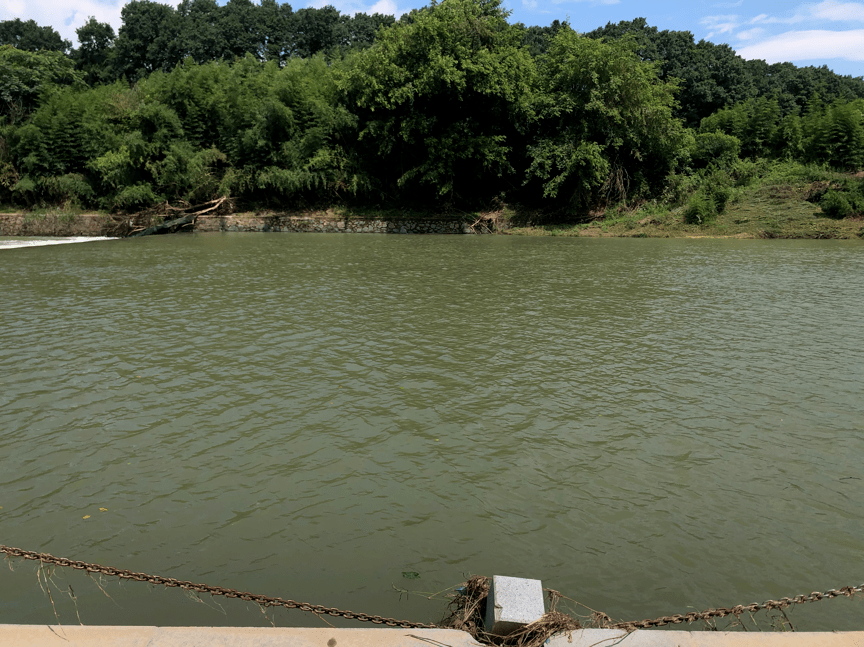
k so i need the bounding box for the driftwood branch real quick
[126,197,227,238]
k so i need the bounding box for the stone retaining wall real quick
[196,214,477,234]
[1,213,486,236]
[0,213,111,237]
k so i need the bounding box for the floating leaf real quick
[83,515,91,519]
[99,508,108,512]
[402,571,420,580]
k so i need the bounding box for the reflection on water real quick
[0,236,116,250]
[0,234,862,630]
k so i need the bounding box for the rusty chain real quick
[607,582,864,630]
[0,545,437,629]
[3,544,861,633]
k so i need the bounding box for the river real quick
[1,233,862,630]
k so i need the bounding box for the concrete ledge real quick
[0,626,482,647]
[3,625,863,647]
[550,629,864,646]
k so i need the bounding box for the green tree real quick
[0,19,71,53]
[513,20,565,58]
[3,81,124,205]
[0,45,83,123]
[689,131,741,170]
[74,18,116,85]
[289,6,350,59]
[140,54,365,204]
[805,100,864,169]
[340,0,536,202]
[177,0,227,63]
[113,0,183,82]
[771,113,804,160]
[586,19,755,126]
[258,0,295,63]
[346,13,396,53]
[745,60,864,116]
[220,0,263,60]
[525,27,686,210]
[699,96,781,159]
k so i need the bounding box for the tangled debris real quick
[441,576,584,647]
[106,197,230,237]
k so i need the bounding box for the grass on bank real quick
[3,162,863,239]
[0,203,111,220]
[508,161,864,239]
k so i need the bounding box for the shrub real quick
[805,101,864,170]
[711,182,732,213]
[40,173,94,206]
[729,158,768,187]
[689,131,741,170]
[820,191,853,218]
[660,172,699,206]
[683,187,716,224]
[113,182,158,211]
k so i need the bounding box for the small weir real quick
[0,236,117,250]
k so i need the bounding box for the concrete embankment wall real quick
[2,625,863,646]
[0,213,485,236]
[197,214,479,234]
[0,213,112,237]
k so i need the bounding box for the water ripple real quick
[1,235,863,629]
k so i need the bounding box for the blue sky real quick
[3,0,863,77]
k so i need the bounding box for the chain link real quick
[608,584,864,630]
[0,545,437,629]
[4,544,860,634]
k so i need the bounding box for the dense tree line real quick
[585,18,864,127]
[2,2,395,85]
[1,0,862,217]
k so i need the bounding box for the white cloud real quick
[1,0,182,47]
[757,0,864,24]
[736,27,765,40]
[304,0,404,16]
[811,0,864,21]
[737,29,864,62]
[368,0,398,14]
[701,14,741,38]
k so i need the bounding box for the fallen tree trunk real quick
[128,212,198,237]
[126,197,227,238]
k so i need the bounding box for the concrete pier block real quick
[485,575,545,636]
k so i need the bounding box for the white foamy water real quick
[0,236,117,249]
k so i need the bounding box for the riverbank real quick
[509,191,864,239]
[0,211,485,237]
[509,174,864,239]
[2,172,862,239]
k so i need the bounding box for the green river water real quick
[1,233,863,630]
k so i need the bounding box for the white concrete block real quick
[484,575,545,636]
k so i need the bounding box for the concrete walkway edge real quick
[2,625,864,646]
